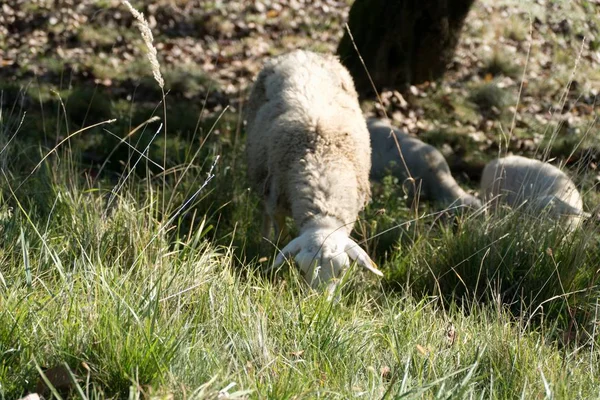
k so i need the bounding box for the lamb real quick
[245,50,382,293]
[368,118,481,211]
[480,155,589,228]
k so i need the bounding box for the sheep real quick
[480,155,589,228]
[368,118,481,211]
[245,50,382,293]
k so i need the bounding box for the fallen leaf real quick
[291,350,304,358]
[446,322,457,346]
[380,365,391,380]
[416,344,429,355]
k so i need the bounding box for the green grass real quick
[1,171,599,398]
[1,108,599,398]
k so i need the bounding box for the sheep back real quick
[245,50,371,232]
[480,155,584,219]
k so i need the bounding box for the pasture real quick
[0,0,599,398]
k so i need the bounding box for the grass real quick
[480,51,521,79]
[469,82,512,114]
[1,0,600,398]
[1,106,599,398]
[1,167,599,398]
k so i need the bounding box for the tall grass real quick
[2,111,599,397]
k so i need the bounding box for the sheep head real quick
[272,226,382,290]
[531,195,590,229]
[532,195,584,216]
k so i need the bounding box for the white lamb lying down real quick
[245,50,382,292]
[368,118,481,211]
[480,155,589,228]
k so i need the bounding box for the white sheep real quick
[368,118,481,211]
[245,50,382,293]
[480,155,589,228]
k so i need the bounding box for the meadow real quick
[0,0,599,398]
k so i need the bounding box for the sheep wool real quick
[245,50,382,293]
[368,118,481,211]
[480,155,588,228]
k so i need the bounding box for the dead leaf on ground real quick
[290,350,304,358]
[446,322,457,346]
[380,365,392,380]
[416,344,429,355]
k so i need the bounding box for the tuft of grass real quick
[65,87,113,127]
[387,206,600,337]
[469,82,512,112]
[504,16,529,42]
[480,51,521,79]
[77,26,127,48]
[162,64,217,99]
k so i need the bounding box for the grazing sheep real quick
[480,155,589,228]
[368,118,481,211]
[245,50,382,293]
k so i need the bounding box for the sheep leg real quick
[273,211,289,242]
[261,212,272,239]
[261,206,288,243]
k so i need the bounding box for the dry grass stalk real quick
[121,1,164,89]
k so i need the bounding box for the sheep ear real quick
[272,237,303,269]
[344,239,383,277]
